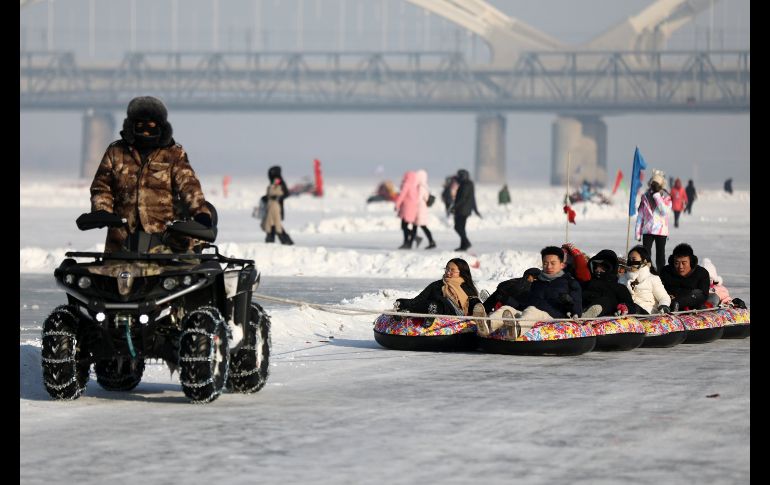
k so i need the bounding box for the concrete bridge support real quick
[550,115,607,187]
[80,110,115,179]
[475,113,506,183]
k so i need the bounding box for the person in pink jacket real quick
[395,171,420,249]
[635,171,672,272]
[701,257,733,306]
[669,178,688,228]
[408,170,437,249]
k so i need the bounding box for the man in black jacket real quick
[450,169,481,251]
[483,267,541,314]
[660,243,710,310]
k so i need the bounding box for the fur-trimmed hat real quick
[127,96,168,122]
[701,258,722,285]
[649,169,666,189]
[120,96,174,147]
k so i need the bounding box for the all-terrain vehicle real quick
[41,209,270,403]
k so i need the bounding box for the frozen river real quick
[21,179,749,484]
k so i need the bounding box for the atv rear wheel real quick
[179,307,230,403]
[95,357,145,391]
[227,302,271,393]
[41,305,90,400]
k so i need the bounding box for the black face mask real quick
[592,270,611,280]
[590,260,612,280]
[133,120,160,136]
[132,120,161,148]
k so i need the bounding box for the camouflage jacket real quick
[90,140,210,252]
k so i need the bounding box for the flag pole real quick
[625,214,632,259]
[565,152,571,243]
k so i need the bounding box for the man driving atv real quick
[89,96,212,252]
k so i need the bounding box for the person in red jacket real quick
[669,178,689,228]
[562,243,591,283]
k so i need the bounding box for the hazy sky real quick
[20,0,750,188]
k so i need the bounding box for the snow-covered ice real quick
[20,175,749,484]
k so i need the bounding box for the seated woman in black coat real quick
[394,258,485,325]
[581,249,639,318]
[483,267,541,314]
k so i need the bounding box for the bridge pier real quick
[550,115,607,187]
[80,109,115,179]
[475,113,506,183]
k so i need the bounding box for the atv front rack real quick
[65,249,254,267]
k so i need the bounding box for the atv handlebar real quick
[76,210,126,230]
[165,219,217,242]
[77,212,216,242]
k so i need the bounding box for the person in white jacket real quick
[619,246,672,314]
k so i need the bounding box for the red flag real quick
[611,169,623,195]
[563,205,576,224]
[313,159,324,197]
[222,175,232,198]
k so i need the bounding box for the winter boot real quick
[277,231,294,245]
[265,227,276,243]
[472,303,488,335]
[582,304,603,319]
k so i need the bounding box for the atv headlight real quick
[77,276,92,289]
[182,275,194,286]
[64,274,75,285]
[162,277,178,291]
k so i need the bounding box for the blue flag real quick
[628,147,647,216]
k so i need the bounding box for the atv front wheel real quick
[179,307,230,403]
[227,302,271,393]
[41,305,90,400]
[95,357,145,391]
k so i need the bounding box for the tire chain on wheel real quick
[41,305,90,400]
[226,303,272,393]
[178,306,230,404]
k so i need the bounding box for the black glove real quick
[193,212,212,228]
[731,298,747,309]
[558,294,574,306]
[658,305,671,314]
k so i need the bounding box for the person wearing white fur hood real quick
[701,257,745,307]
[618,245,672,314]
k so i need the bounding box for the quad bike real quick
[41,209,270,403]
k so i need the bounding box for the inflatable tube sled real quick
[639,314,687,348]
[478,321,596,356]
[716,307,750,339]
[587,316,646,351]
[678,310,725,343]
[373,314,477,351]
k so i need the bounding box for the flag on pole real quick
[628,147,647,216]
[611,169,623,195]
[563,205,576,224]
